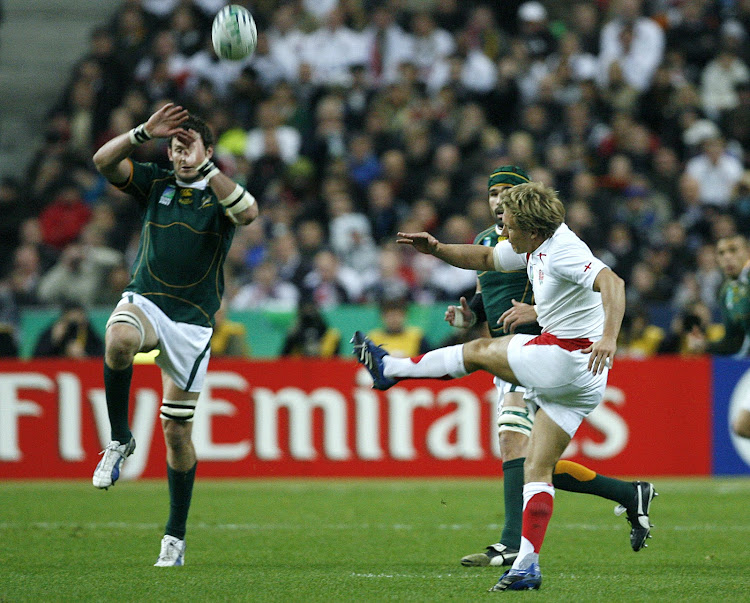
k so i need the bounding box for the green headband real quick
[488,165,530,189]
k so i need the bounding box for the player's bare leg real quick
[93,304,157,489]
[155,375,199,567]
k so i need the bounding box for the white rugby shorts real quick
[115,293,213,392]
[507,332,608,437]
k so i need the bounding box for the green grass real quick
[1,478,749,601]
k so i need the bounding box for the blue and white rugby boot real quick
[351,331,398,390]
[92,437,136,489]
[615,480,657,551]
[488,563,542,591]
[154,535,185,567]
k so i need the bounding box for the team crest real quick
[178,188,194,205]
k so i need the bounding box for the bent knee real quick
[162,419,193,450]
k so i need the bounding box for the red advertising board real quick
[0,357,712,479]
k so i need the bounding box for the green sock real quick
[499,457,525,550]
[552,460,634,507]
[165,463,197,541]
[104,363,133,443]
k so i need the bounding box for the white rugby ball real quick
[212,5,258,61]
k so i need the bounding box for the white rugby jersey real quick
[493,223,608,339]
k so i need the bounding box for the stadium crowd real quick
[1,0,749,357]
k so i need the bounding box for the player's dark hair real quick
[170,113,214,149]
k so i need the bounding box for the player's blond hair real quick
[501,182,565,240]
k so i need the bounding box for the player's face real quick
[503,208,537,253]
[488,184,512,227]
[716,236,750,279]
[168,135,211,182]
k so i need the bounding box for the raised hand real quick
[396,231,439,255]
[144,102,190,139]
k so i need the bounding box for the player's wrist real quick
[128,123,152,145]
[196,157,221,181]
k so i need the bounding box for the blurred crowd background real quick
[1,0,749,359]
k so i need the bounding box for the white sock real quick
[382,344,468,380]
[522,482,555,510]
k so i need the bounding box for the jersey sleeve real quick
[551,242,608,290]
[113,160,164,206]
[492,240,527,271]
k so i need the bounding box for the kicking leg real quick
[93,303,157,489]
[352,332,519,389]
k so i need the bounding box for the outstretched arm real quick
[93,102,189,183]
[397,231,495,271]
[584,268,625,374]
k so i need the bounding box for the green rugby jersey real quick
[474,225,540,338]
[709,266,750,356]
[116,160,235,327]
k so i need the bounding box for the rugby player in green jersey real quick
[91,102,258,566]
[445,167,656,568]
[688,233,750,439]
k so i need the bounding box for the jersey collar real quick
[175,176,209,190]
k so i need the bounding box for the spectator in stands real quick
[301,6,366,86]
[32,301,104,358]
[38,181,92,251]
[211,301,248,357]
[367,295,430,358]
[701,42,750,121]
[0,283,19,357]
[685,135,744,208]
[658,301,722,355]
[362,5,414,86]
[7,245,42,308]
[267,4,306,83]
[411,11,455,84]
[617,307,664,358]
[281,299,341,357]
[328,190,379,281]
[517,1,556,60]
[230,259,299,312]
[598,0,665,93]
[0,178,26,278]
[301,249,360,309]
[37,224,123,308]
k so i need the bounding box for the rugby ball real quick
[212,5,258,61]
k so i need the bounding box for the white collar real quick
[175,177,209,190]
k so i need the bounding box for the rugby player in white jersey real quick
[352,181,629,592]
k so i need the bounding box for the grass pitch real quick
[0,478,748,601]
